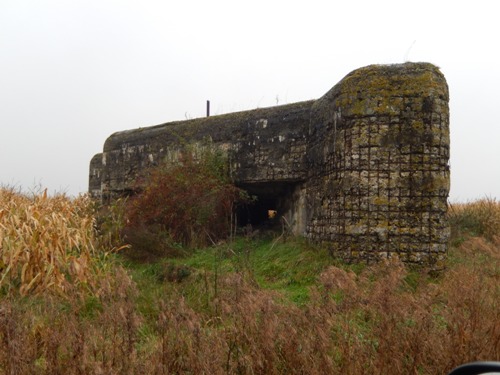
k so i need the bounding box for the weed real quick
[123,145,249,250]
[1,194,499,373]
[448,197,500,242]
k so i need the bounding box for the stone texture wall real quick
[90,62,450,266]
[306,63,450,266]
[92,100,314,200]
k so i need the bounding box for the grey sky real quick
[1,0,498,201]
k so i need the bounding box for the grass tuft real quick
[448,197,500,243]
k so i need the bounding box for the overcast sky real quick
[1,0,499,201]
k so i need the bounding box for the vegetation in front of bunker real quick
[120,145,251,261]
[1,177,499,373]
[0,186,125,297]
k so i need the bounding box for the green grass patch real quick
[120,235,337,307]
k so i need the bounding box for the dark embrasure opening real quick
[236,181,300,229]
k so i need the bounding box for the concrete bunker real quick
[90,62,450,266]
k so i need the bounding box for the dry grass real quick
[0,194,499,374]
[448,197,500,242]
[0,187,107,296]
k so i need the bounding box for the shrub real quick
[124,145,248,250]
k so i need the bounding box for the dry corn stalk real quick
[0,188,99,296]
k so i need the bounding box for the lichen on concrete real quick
[90,62,450,267]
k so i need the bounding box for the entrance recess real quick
[236,181,306,233]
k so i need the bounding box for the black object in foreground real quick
[448,362,500,375]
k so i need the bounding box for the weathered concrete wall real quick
[90,62,450,266]
[94,100,313,197]
[306,63,450,266]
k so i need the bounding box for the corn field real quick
[0,187,100,296]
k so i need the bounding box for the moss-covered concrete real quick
[90,62,450,267]
[306,62,449,267]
